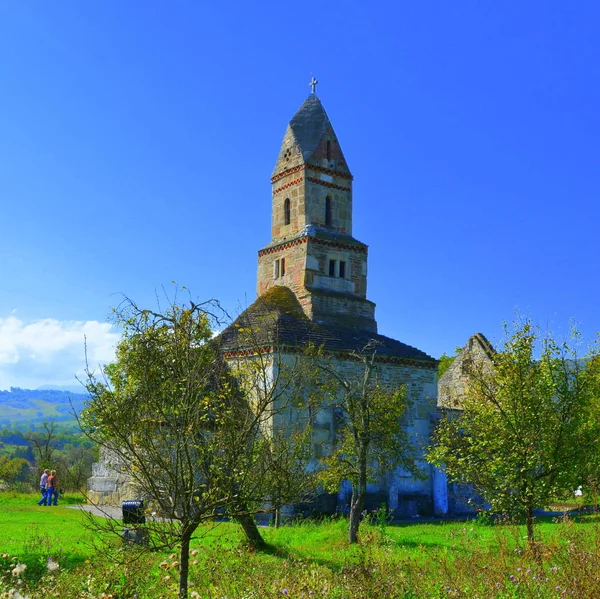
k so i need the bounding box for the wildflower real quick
[2,554,9,559]
[12,563,27,576]
[191,549,199,556]
[574,486,583,497]
[191,593,200,599]
[169,553,176,559]
[171,561,179,569]
[192,560,199,566]
[282,591,288,595]
[162,575,171,582]
[46,558,59,572]
[11,557,18,562]
[159,561,169,570]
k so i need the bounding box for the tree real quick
[315,343,423,543]
[59,442,99,492]
[0,456,30,487]
[24,420,58,469]
[81,294,315,599]
[428,320,600,546]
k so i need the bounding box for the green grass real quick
[0,492,97,561]
[2,493,600,598]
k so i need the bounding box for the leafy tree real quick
[428,321,600,545]
[81,295,314,599]
[0,455,30,487]
[315,343,423,543]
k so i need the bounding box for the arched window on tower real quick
[325,196,332,227]
[284,198,291,226]
[326,140,331,161]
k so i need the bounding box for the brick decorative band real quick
[271,164,305,183]
[258,235,367,257]
[307,177,351,192]
[271,163,353,184]
[258,237,308,257]
[312,237,368,254]
[273,177,303,195]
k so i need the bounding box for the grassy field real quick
[1,493,600,598]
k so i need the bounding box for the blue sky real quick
[0,1,599,389]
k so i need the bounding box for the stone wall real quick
[257,235,375,331]
[87,446,138,506]
[437,333,495,409]
[270,352,438,517]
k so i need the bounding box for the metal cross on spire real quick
[309,76,318,95]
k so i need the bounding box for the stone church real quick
[215,87,447,517]
[89,85,458,517]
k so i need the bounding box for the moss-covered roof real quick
[215,286,436,366]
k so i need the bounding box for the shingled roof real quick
[216,286,436,366]
[289,94,332,162]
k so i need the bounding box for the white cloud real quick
[0,315,119,390]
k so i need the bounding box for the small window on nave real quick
[284,198,291,226]
[274,258,285,279]
[328,259,336,277]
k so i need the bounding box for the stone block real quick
[88,476,119,493]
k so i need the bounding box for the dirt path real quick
[66,504,122,519]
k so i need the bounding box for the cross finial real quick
[309,76,318,95]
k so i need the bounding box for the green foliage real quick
[0,422,97,492]
[82,294,316,597]
[311,344,422,543]
[317,382,419,493]
[437,349,460,379]
[428,320,600,543]
[0,456,30,486]
[4,492,600,598]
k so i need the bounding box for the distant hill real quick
[36,384,88,394]
[0,387,90,428]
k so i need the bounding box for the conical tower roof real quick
[272,94,351,178]
[289,94,332,161]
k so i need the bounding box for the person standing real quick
[37,469,50,506]
[46,470,58,506]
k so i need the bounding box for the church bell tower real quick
[257,80,377,332]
